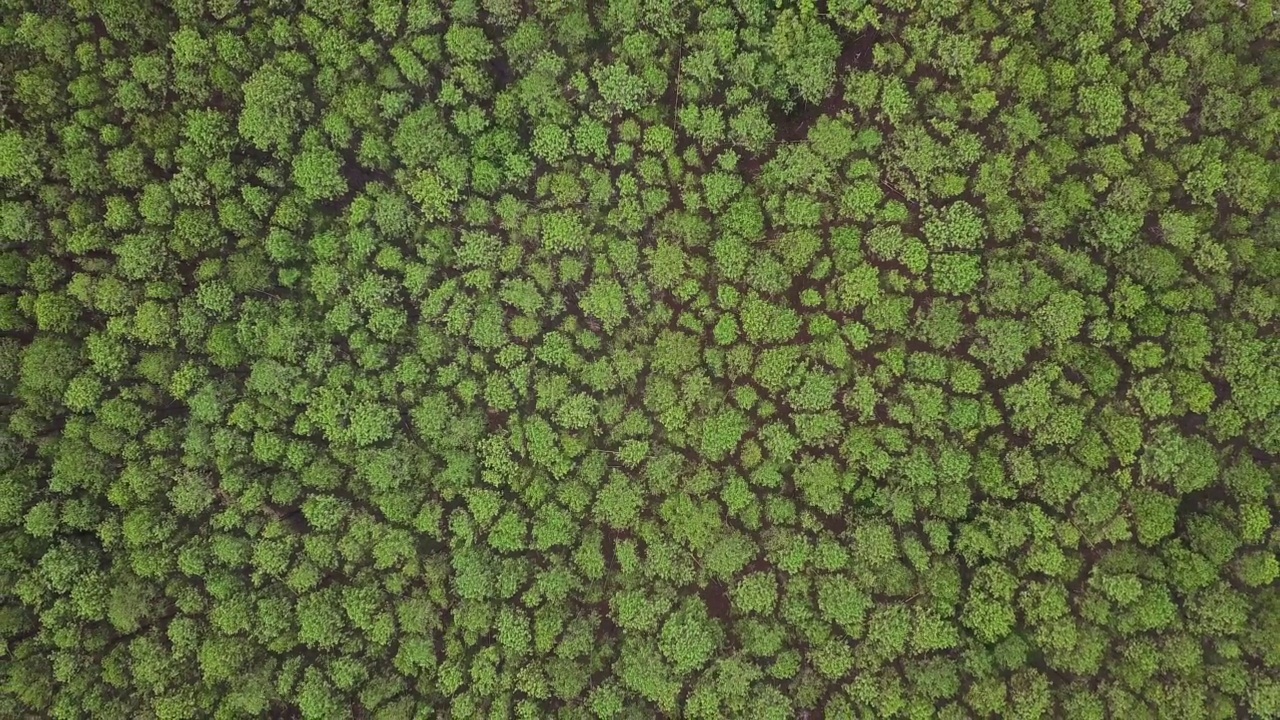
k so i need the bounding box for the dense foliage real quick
[1,0,1279,718]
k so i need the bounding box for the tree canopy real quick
[0,1,1278,718]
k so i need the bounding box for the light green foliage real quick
[659,601,719,675]
[732,572,778,615]
[932,253,982,295]
[795,456,845,514]
[293,147,347,200]
[594,61,650,115]
[740,297,801,345]
[0,130,34,182]
[701,409,748,462]
[579,277,626,332]
[770,9,841,106]
[239,62,306,152]
[924,202,985,249]
[407,170,458,222]
[541,210,589,253]
[1079,83,1126,138]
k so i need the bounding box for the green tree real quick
[659,600,720,676]
[238,62,306,152]
[579,277,626,332]
[293,147,348,200]
[701,409,748,462]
